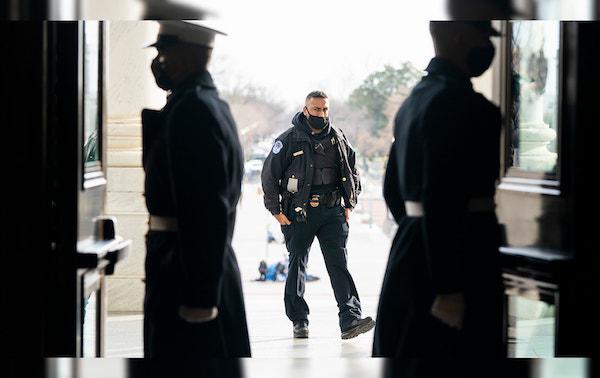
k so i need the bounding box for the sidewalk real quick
[105,182,392,358]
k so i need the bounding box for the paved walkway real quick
[105,182,393,359]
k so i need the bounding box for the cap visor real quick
[144,35,179,49]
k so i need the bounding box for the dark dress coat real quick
[373,58,505,357]
[142,71,251,357]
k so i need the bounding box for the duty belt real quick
[148,215,178,231]
[404,197,496,217]
[308,190,341,208]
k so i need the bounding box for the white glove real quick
[178,305,219,323]
[430,292,465,330]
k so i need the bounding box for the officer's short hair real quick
[306,90,328,103]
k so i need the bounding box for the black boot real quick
[341,317,375,340]
[293,321,309,339]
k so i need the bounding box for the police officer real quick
[142,21,251,357]
[373,21,505,357]
[261,91,375,339]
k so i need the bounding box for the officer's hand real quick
[430,292,465,330]
[178,305,218,323]
[344,208,351,223]
[274,213,292,225]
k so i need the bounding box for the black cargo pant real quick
[144,231,251,357]
[282,204,362,330]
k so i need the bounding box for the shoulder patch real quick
[272,140,284,154]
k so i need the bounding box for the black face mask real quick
[466,42,495,77]
[151,57,174,91]
[305,109,329,130]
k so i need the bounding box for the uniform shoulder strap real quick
[334,127,355,152]
[333,127,349,144]
[334,127,346,138]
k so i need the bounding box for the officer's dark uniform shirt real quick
[261,112,360,216]
[373,57,504,357]
[142,71,250,357]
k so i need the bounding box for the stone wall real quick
[105,21,165,313]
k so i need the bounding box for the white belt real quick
[148,215,178,231]
[405,201,425,217]
[405,197,495,217]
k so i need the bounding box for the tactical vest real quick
[310,134,341,192]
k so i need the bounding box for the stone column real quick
[514,22,558,172]
[105,21,165,313]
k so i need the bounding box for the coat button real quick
[342,177,347,182]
